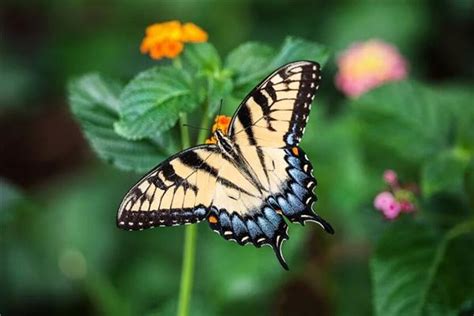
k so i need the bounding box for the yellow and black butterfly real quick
[117,60,334,270]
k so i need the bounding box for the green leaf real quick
[115,66,199,140]
[351,81,455,164]
[196,223,316,311]
[466,160,474,210]
[182,43,233,116]
[371,219,474,316]
[421,148,472,198]
[271,36,330,69]
[226,37,330,97]
[181,43,221,75]
[68,74,169,172]
[225,42,275,88]
[438,85,474,151]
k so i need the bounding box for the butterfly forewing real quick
[229,61,321,147]
[117,145,222,230]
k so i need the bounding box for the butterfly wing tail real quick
[270,146,333,234]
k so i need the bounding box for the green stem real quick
[179,112,191,148]
[177,224,197,316]
[197,100,211,144]
[197,76,214,144]
[177,112,194,316]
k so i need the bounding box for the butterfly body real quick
[117,61,333,270]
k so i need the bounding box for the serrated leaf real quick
[371,219,474,316]
[351,81,455,164]
[226,37,330,97]
[115,66,199,140]
[225,42,275,87]
[68,74,168,172]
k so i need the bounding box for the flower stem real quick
[197,78,213,144]
[179,112,191,148]
[197,101,211,144]
[177,224,197,316]
[177,112,195,316]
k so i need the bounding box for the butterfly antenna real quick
[218,99,224,116]
[182,123,210,132]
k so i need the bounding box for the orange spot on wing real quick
[292,147,299,156]
[208,215,218,224]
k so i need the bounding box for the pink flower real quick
[335,39,408,98]
[383,200,402,220]
[374,191,395,210]
[383,169,398,187]
[373,191,402,220]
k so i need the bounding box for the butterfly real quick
[117,60,334,270]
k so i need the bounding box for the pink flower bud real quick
[400,200,415,213]
[383,169,398,186]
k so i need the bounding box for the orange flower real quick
[182,23,208,42]
[205,115,232,144]
[140,20,208,60]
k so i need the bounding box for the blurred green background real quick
[1,1,473,316]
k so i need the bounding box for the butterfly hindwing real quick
[273,146,334,232]
[205,145,332,269]
[229,61,321,147]
[117,145,222,230]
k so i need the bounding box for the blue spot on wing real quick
[278,196,298,216]
[290,182,307,200]
[287,193,305,212]
[286,133,295,145]
[194,206,207,218]
[231,215,247,237]
[257,216,275,238]
[288,168,310,185]
[247,220,263,240]
[219,211,232,231]
[287,155,302,169]
[263,207,283,228]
